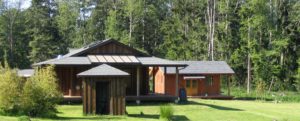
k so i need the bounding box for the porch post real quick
[175,66,179,103]
[136,66,141,104]
[152,66,155,93]
[164,67,167,94]
[69,67,73,96]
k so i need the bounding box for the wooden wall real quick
[79,42,146,56]
[55,65,149,97]
[56,66,90,96]
[82,77,127,115]
[154,69,222,96]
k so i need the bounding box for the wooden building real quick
[25,39,235,115]
[152,61,234,99]
[32,39,186,115]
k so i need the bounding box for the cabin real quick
[152,61,234,99]
[18,39,235,115]
[30,39,186,115]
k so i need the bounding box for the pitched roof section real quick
[87,55,140,64]
[64,39,149,57]
[18,69,34,77]
[161,61,234,74]
[77,64,130,77]
[137,57,187,67]
[33,57,91,66]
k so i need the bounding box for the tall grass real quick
[222,87,300,102]
[159,104,174,121]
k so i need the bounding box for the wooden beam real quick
[164,67,167,94]
[83,79,86,114]
[69,67,73,96]
[152,66,155,93]
[136,67,140,104]
[175,67,179,99]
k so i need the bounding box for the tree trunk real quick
[247,17,251,94]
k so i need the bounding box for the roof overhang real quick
[137,57,187,67]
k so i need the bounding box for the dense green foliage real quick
[0,63,62,117]
[0,61,23,114]
[0,0,299,92]
[22,65,62,117]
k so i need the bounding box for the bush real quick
[159,104,174,121]
[0,62,24,115]
[0,63,62,117]
[18,116,31,121]
[21,65,62,117]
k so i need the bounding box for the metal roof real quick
[33,57,91,66]
[137,57,187,67]
[77,64,130,77]
[18,69,34,77]
[87,55,140,64]
[161,61,234,74]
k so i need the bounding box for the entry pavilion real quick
[32,39,187,115]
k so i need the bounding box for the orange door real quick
[185,80,198,96]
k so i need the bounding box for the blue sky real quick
[5,0,31,9]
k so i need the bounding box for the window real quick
[192,80,197,88]
[186,80,191,87]
[206,76,213,86]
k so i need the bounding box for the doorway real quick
[185,80,198,96]
[96,82,109,114]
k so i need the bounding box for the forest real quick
[0,0,299,93]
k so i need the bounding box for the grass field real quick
[1,99,299,121]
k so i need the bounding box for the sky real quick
[5,0,31,9]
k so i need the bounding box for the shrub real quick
[0,62,24,115]
[159,104,174,121]
[18,116,31,121]
[21,65,62,117]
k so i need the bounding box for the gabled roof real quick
[77,64,129,77]
[18,69,34,77]
[64,39,149,57]
[161,61,234,74]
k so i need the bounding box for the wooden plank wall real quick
[83,77,126,115]
[80,42,145,56]
[109,78,126,115]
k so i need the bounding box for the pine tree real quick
[26,0,63,63]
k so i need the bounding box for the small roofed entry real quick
[77,64,129,115]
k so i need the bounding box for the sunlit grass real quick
[1,99,300,121]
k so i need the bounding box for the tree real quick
[56,0,79,50]
[25,0,64,63]
[0,0,30,68]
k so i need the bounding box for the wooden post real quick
[164,66,167,94]
[83,79,86,114]
[69,67,73,96]
[175,67,179,103]
[152,66,155,93]
[136,67,140,104]
[227,75,231,96]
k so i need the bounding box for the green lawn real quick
[1,99,300,121]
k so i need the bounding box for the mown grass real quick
[1,99,300,121]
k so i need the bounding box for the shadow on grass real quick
[40,115,125,120]
[128,114,190,121]
[181,101,243,111]
[234,97,273,101]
